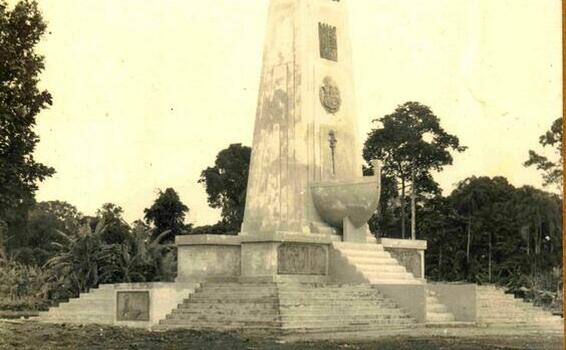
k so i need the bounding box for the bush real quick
[0,256,50,311]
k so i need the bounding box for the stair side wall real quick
[373,284,426,323]
[428,283,477,322]
[380,238,427,279]
[114,283,200,328]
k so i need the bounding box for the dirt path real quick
[0,321,562,350]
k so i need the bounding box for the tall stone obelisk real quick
[242,0,370,237]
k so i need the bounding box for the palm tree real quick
[100,224,175,283]
[45,219,108,296]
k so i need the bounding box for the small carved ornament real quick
[319,76,341,114]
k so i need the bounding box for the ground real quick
[0,321,562,350]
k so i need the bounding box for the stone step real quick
[281,319,416,330]
[280,311,409,321]
[367,278,423,285]
[354,263,407,273]
[427,312,455,322]
[187,293,276,301]
[161,318,282,327]
[342,256,399,265]
[202,283,276,289]
[332,242,385,251]
[171,308,277,317]
[186,296,278,303]
[335,249,392,259]
[363,271,417,280]
[277,289,383,295]
[277,285,378,292]
[479,314,564,322]
[40,314,114,323]
[279,301,396,308]
[177,303,279,311]
[62,299,112,307]
[166,314,279,323]
[278,292,387,298]
[192,289,276,296]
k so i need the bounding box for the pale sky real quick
[26,0,561,225]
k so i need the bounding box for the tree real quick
[95,203,130,244]
[0,1,54,243]
[449,176,515,281]
[524,117,563,192]
[199,144,251,231]
[46,219,108,296]
[512,186,562,265]
[100,225,175,283]
[143,188,189,242]
[363,102,466,239]
[25,201,83,265]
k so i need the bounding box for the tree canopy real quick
[524,117,563,192]
[143,188,189,241]
[363,102,466,238]
[199,143,251,231]
[0,0,54,252]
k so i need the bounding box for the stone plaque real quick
[278,243,327,275]
[318,23,337,61]
[389,249,422,278]
[116,291,150,321]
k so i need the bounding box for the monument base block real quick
[176,233,332,283]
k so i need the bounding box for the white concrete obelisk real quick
[241,0,368,237]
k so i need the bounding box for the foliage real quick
[199,143,251,231]
[45,219,108,297]
[95,203,131,244]
[100,224,176,283]
[144,188,189,242]
[24,201,83,265]
[363,102,466,238]
[420,176,562,297]
[0,255,49,310]
[189,222,238,236]
[0,0,55,249]
[524,117,563,192]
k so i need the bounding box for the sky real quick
[22,0,562,225]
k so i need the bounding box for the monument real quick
[174,0,412,285]
[37,0,563,335]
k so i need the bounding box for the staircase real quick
[278,283,416,333]
[425,289,455,324]
[38,284,115,325]
[158,283,281,332]
[477,285,563,331]
[331,239,422,285]
[157,282,416,334]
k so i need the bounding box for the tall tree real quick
[0,1,54,244]
[25,201,83,265]
[450,176,514,270]
[143,188,189,242]
[95,203,130,244]
[199,144,251,231]
[363,102,466,239]
[524,117,563,192]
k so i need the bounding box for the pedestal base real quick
[175,233,332,283]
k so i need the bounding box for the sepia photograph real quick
[0,0,563,349]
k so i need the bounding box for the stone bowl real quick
[310,164,381,229]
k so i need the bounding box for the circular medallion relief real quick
[319,76,341,114]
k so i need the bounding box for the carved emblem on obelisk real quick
[319,76,341,114]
